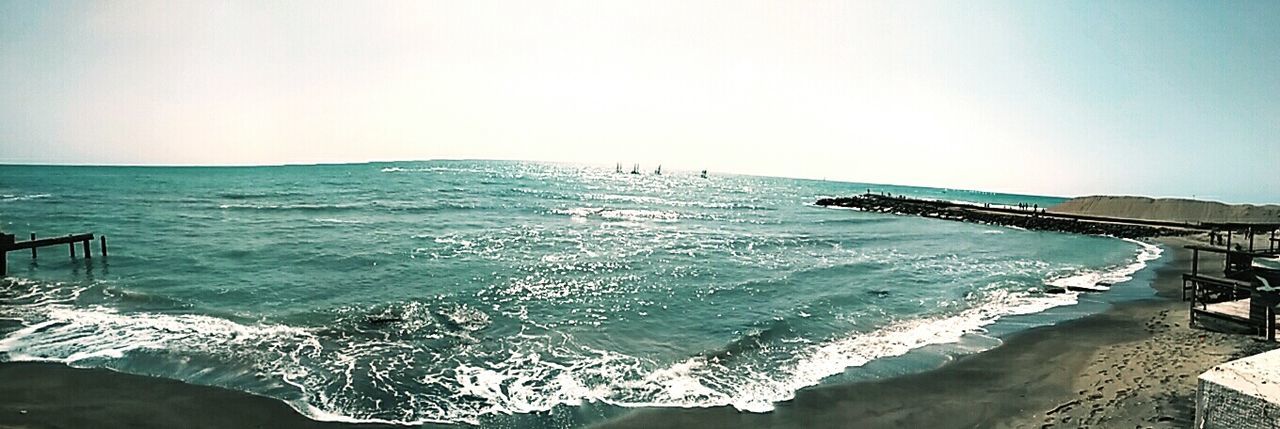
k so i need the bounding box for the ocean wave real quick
[216,191,308,200]
[552,207,682,222]
[380,166,501,176]
[311,218,365,225]
[0,256,1133,426]
[0,241,1165,427]
[0,290,494,425]
[218,203,367,211]
[1046,239,1162,291]
[431,287,1082,419]
[0,193,52,202]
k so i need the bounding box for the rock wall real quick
[815,194,1188,239]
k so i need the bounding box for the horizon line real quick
[5,158,1275,205]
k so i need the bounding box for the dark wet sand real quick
[0,361,406,429]
[0,236,1270,429]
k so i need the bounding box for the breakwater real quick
[816,194,1193,239]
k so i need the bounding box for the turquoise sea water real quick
[0,161,1157,427]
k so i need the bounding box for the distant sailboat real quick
[700,169,708,179]
[630,164,640,175]
[654,165,662,175]
[616,163,623,173]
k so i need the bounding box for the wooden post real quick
[1189,281,1197,327]
[0,233,13,276]
[30,233,36,258]
[69,238,75,258]
[1248,227,1254,252]
[100,236,107,257]
[1270,307,1276,342]
[82,239,90,258]
[1192,248,1199,276]
[1226,232,1232,271]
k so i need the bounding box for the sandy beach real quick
[0,235,1272,428]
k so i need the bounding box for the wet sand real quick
[0,361,408,429]
[0,236,1272,428]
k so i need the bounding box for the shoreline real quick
[0,237,1271,428]
[598,237,1270,428]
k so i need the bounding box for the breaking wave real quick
[0,271,1115,425]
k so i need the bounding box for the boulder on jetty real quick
[816,194,1189,239]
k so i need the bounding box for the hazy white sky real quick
[1,1,1277,201]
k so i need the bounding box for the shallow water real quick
[0,161,1154,427]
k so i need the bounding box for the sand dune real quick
[1050,196,1280,224]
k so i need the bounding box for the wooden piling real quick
[1248,227,1254,252]
[0,233,12,276]
[1226,232,1232,270]
[100,236,108,257]
[1270,307,1277,343]
[4,232,98,273]
[1191,248,1199,276]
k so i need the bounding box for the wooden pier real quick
[0,232,107,277]
[1183,231,1280,342]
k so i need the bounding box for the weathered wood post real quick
[1269,306,1276,342]
[1248,227,1254,252]
[100,236,107,257]
[68,235,75,258]
[1188,248,1200,301]
[0,233,13,276]
[1189,281,1198,327]
[82,239,90,258]
[30,233,36,258]
[1192,248,1199,276]
[1226,231,1233,271]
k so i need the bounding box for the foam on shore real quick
[0,238,1159,426]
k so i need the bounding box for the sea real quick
[0,160,1162,427]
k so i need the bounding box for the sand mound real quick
[1049,196,1280,224]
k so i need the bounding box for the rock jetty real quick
[816,194,1192,239]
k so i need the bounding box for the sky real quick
[1,1,1277,202]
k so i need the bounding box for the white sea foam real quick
[379,166,500,175]
[218,203,365,211]
[0,193,52,202]
[0,239,1165,426]
[1046,239,1161,291]
[425,286,1083,422]
[0,287,1096,426]
[311,218,365,224]
[552,207,681,222]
